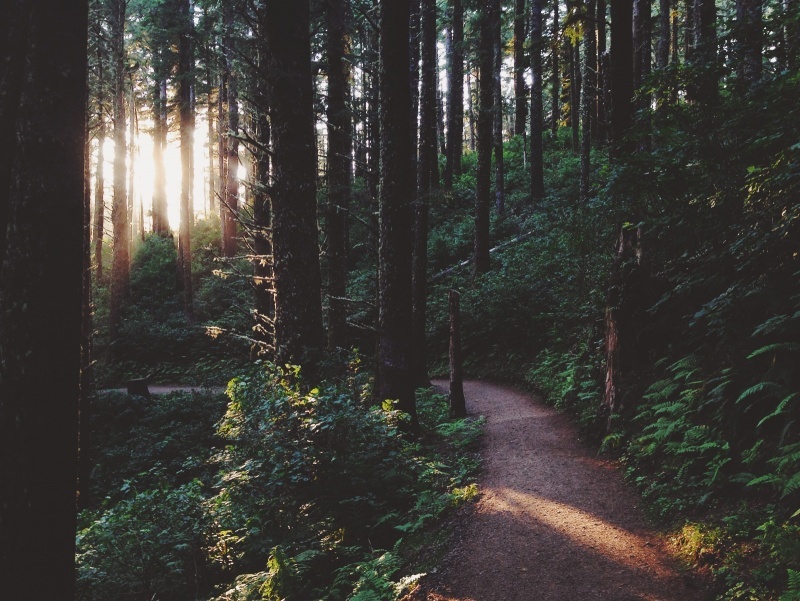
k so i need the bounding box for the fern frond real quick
[737,381,782,404]
[757,393,800,428]
[748,343,800,359]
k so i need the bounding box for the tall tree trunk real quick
[221,3,239,257]
[691,0,716,103]
[367,27,381,201]
[152,75,169,234]
[736,0,762,86]
[494,6,506,214]
[413,0,437,387]
[377,0,417,424]
[0,2,87,596]
[570,32,581,152]
[79,99,95,511]
[467,67,476,151]
[265,1,324,371]
[179,0,194,316]
[252,9,274,355]
[656,0,670,71]
[109,0,129,340]
[531,0,546,200]
[94,59,106,281]
[326,0,353,350]
[610,0,634,156]
[514,0,528,136]
[127,77,135,256]
[444,0,464,189]
[475,0,498,275]
[633,0,652,148]
[551,0,560,134]
[596,0,608,143]
[410,0,421,183]
[580,0,597,202]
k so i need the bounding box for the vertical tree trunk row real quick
[444,0,464,189]
[514,0,528,136]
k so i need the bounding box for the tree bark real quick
[178,0,194,316]
[109,0,129,340]
[412,0,437,387]
[581,0,597,202]
[531,0,546,201]
[93,51,106,281]
[444,0,464,189]
[610,0,634,156]
[0,2,87,596]
[691,0,716,103]
[221,2,239,257]
[152,75,169,234]
[449,290,466,417]
[475,0,498,276]
[551,0,560,134]
[378,0,417,425]
[326,0,353,350]
[264,1,324,370]
[514,0,528,136]
[736,0,762,86]
[596,0,608,144]
[494,6,505,214]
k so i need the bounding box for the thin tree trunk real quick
[109,0,129,340]
[467,66,476,151]
[580,0,597,203]
[570,33,581,152]
[449,290,466,417]
[444,0,464,188]
[152,76,169,234]
[378,0,417,425]
[127,77,135,257]
[179,0,194,316]
[633,0,652,148]
[413,0,437,387]
[222,3,239,257]
[0,3,87,596]
[692,0,717,103]
[326,0,353,350]
[514,0,528,136]
[265,1,324,370]
[93,60,106,281]
[494,6,505,214]
[596,0,608,144]
[475,0,498,275]
[531,0,545,200]
[551,0,560,134]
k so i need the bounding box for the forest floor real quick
[409,380,711,601]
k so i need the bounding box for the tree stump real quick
[449,290,467,417]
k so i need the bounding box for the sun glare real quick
[94,112,214,237]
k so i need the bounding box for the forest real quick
[0,0,799,598]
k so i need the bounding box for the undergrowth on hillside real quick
[76,361,483,600]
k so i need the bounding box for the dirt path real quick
[414,380,708,601]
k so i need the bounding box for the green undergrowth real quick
[76,360,483,600]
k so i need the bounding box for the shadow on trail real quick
[414,381,709,601]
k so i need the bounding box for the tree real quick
[475,0,499,275]
[736,0,762,86]
[221,1,239,258]
[610,0,634,155]
[531,0,546,200]
[413,0,437,386]
[264,1,324,369]
[93,27,107,280]
[109,0,129,340]
[580,0,598,202]
[377,0,417,424]
[326,0,353,350]
[0,2,88,597]
[514,0,528,136]
[493,5,506,213]
[551,0,560,135]
[178,0,194,316]
[444,0,464,190]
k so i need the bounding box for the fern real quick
[736,381,783,404]
[780,569,800,601]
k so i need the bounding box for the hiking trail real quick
[412,380,708,601]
